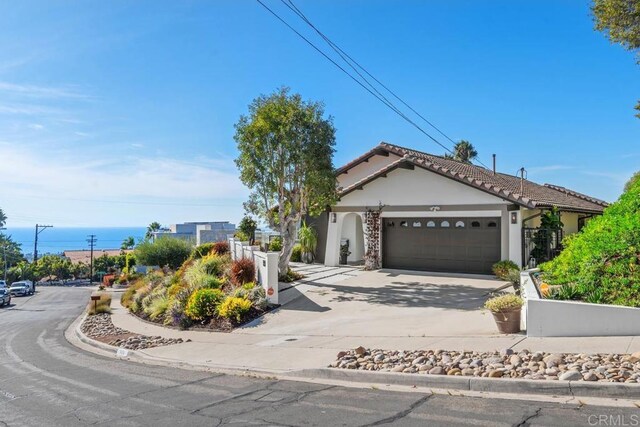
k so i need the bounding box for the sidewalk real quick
[105,265,640,374]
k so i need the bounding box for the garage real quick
[382,217,501,274]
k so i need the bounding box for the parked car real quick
[0,280,6,288]
[10,280,34,296]
[0,288,11,307]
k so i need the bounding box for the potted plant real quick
[339,243,351,265]
[484,294,524,334]
[298,222,317,264]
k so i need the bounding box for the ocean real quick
[2,227,147,256]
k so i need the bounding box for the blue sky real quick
[0,0,638,227]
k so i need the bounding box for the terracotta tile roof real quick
[338,142,608,213]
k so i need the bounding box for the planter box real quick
[521,269,640,337]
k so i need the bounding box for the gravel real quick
[330,348,640,383]
[81,313,184,350]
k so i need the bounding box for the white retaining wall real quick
[521,270,640,337]
[228,237,279,304]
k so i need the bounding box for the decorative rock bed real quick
[81,313,184,350]
[330,347,640,383]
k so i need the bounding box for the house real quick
[153,221,236,245]
[319,142,608,274]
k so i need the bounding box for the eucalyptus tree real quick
[235,88,337,276]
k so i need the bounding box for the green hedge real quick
[541,179,640,306]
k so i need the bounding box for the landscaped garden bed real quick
[331,347,640,383]
[121,241,273,332]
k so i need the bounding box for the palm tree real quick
[444,140,478,164]
[121,236,135,251]
[145,222,162,240]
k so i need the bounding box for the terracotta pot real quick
[491,308,521,334]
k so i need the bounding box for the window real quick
[426,221,436,228]
[412,221,422,228]
[440,220,450,228]
[487,221,498,228]
[471,221,481,228]
[400,221,408,227]
[386,221,395,227]
[455,221,465,228]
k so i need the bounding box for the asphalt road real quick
[0,287,635,426]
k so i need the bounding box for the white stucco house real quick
[315,142,608,274]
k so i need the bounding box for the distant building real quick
[153,221,236,245]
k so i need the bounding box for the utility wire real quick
[282,0,457,146]
[262,0,492,170]
[255,0,456,156]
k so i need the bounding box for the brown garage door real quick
[382,217,501,274]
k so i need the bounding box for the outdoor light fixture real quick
[430,206,441,212]
[511,212,518,224]
[331,212,337,223]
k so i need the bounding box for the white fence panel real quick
[228,237,279,304]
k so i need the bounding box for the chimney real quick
[492,154,496,175]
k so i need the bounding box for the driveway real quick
[239,266,509,338]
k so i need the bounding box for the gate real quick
[522,227,564,267]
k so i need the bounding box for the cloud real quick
[0,143,248,204]
[527,164,574,173]
[28,123,44,130]
[0,81,88,99]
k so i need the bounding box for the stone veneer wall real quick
[364,209,381,270]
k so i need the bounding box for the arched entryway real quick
[340,213,365,264]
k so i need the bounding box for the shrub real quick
[234,230,250,242]
[203,276,225,289]
[484,294,523,312]
[191,242,216,260]
[217,296,252,322]
[121,277,147,308]
[87,293,112,315]
[165,287,193,328]
[492,260,519,280]
[185,288,225,320]
[147,295,169,320]
[134,237,192,270]
[541,179,640,307]
[269,237,282,252]
[200,254,227,277]
[297,221,317,262]
[291,244,302,262]
[230,258,255,286]
[212,241,230,256]
[279,268,304,283]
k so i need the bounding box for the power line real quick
[282,0,458,146]
[255,0,456,156]
[260,0,492,170]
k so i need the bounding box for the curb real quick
[67,313,640,400]
[287,368,640,399]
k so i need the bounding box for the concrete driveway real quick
[238,265,510,338]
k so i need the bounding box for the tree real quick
[0,234,25,279]
[0,208,6,228]
[134,237,192,270]
[238,216,257,245]
[625,170,640,192]
[235,88,337,276]
[593,0,640,117]
[121,236,135,250]
[145,222,162,240]
[444,140,478,163]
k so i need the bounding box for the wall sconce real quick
[331,212,337,223]
[510,211,518,224]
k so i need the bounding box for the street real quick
[0,287,634,426]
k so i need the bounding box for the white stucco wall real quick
[338,167,510,207]
[522,208,580,236]
[337,153,402,189]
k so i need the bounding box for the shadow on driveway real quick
[317,281,492,311]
